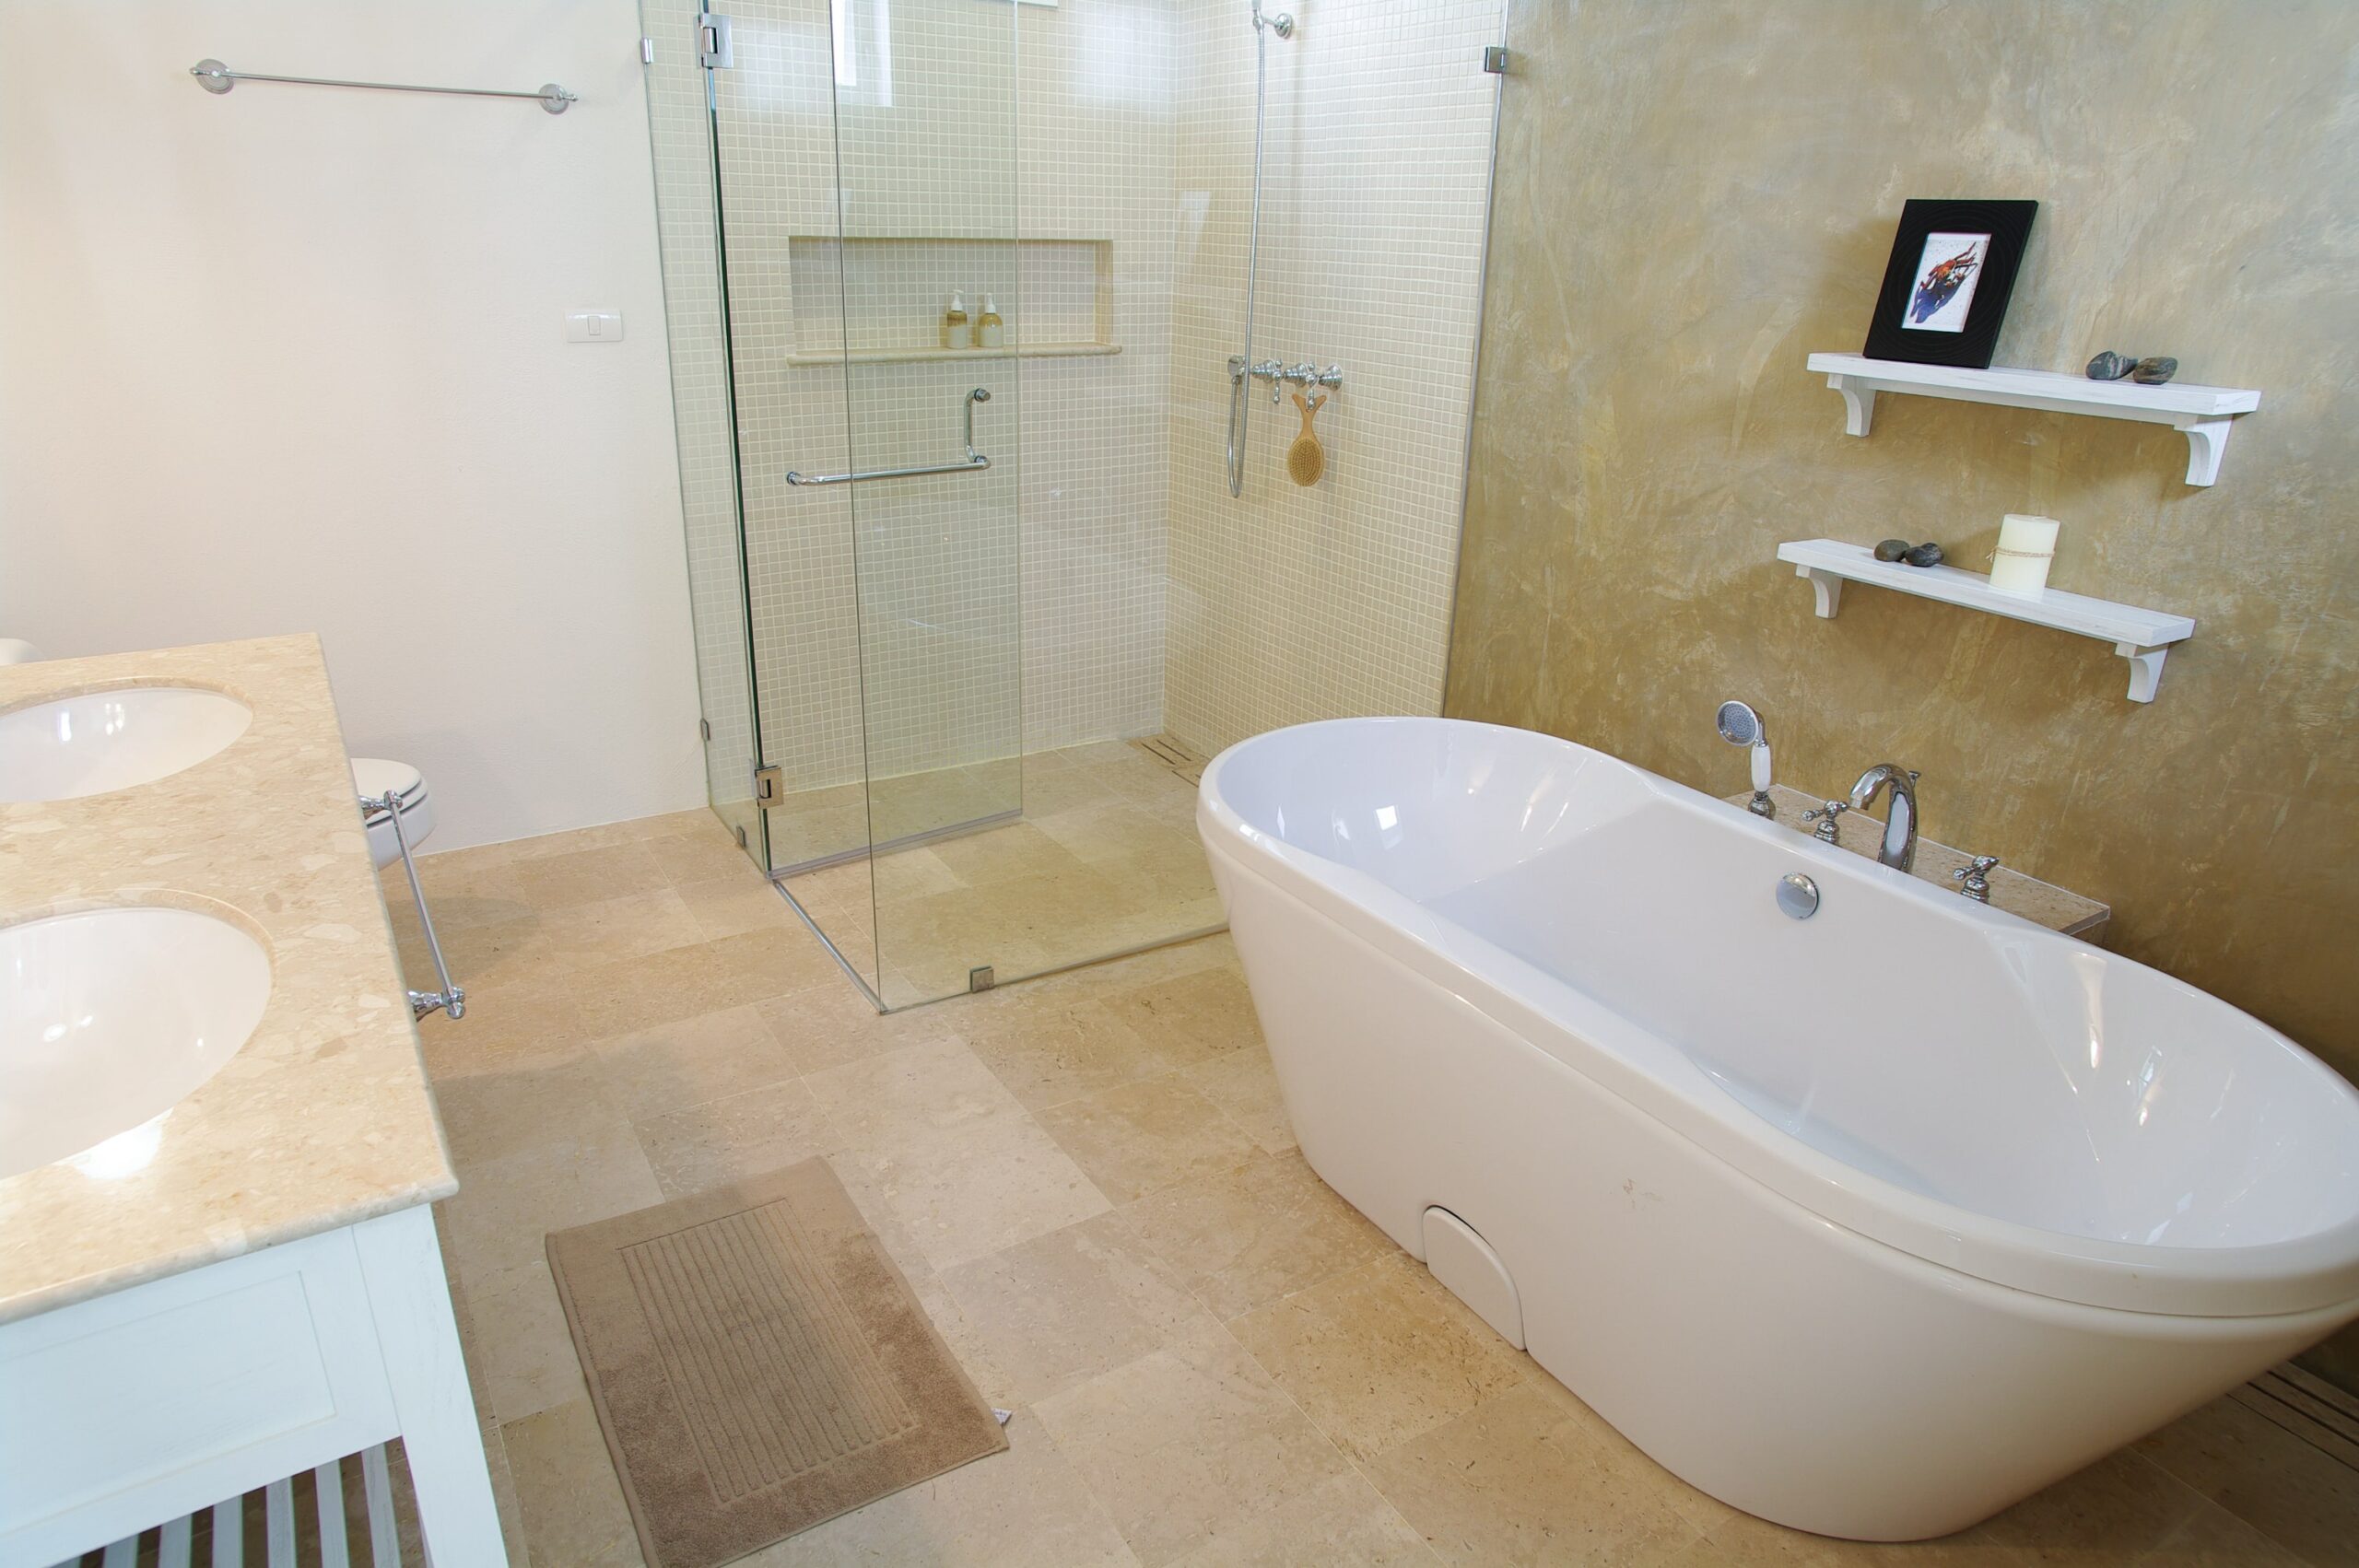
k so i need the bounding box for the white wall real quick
[0,2,706,850]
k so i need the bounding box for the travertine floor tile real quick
[804,1038,1028,1150]
[465,1260,588,1425]
[528,887,706,970]
[1039,1075,1262,1204]
[940,1211,1226,1404]
[629,1076,839,1199]
[2134,1394,2359,1567]
[569,926,838,1037]
[500,1398,645,1567]
[438,1120,663,1285]
[754,977,958,1075]
[1168,1471,1438,1567]
[1664,1505,2026,1565]
[965,998,1168,1111]
[837,1112,1112,1271]
[1362,1379,1706,1567]
[433,1055,630,1167]
[1226,1252,1529,1461]
[737,1410,1138,1567]
[412,972,588,1082]
[1978,1446,2305,1564]
[645,821,760,885]
[1098,966,1262,1070]
[1034,1328,1355,1567]
[674,871,801,941]
[590,1002,798,1121]
[1121,1149,1393,1320]
[507,842,672,909]
[1182,1044,1296,1153]
[406,806,2334,1568]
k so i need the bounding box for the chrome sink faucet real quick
[1848,764,1921,874]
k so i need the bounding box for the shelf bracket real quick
[1795,564,1844,618]
[1828,375,1877,437]
[2174,416,2234,487]
[2116,642,2171,704]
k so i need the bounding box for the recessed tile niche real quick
[786,235,1117,364]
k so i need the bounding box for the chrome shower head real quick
[1715,700,1763,748]
[1716,701,1777,817]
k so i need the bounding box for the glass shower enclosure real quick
[642,0,1506,1010]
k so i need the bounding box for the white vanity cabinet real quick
[0,1205,501,1567]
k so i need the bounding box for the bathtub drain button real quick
[1777,872,1821,919]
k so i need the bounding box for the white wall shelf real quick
[1805,353,2261,486]
[785,342,1121,368]
[1777,537,2196,703]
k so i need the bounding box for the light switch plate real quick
[566,310,624,344]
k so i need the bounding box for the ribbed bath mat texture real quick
[546,1160,1009,1568]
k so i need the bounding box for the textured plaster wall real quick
[1446,4,2359,1380]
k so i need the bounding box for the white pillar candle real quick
[1989,514,2060,596]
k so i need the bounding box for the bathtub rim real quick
[1198,716,2359,1319]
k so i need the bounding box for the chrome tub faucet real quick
[1848,764,1921,874]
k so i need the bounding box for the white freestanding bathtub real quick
[1197,718,2359,1540]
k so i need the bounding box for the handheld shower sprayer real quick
[1226,0,1294,497]
[1716,701,1776,818]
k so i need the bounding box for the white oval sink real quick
[0,686,252,802]
[1,907,272,1179]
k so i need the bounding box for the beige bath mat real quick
[546,1160,1008,1568]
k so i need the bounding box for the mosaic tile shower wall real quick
[647,0,1501,869]
[1162,0,1505,758]
[705,0,1179,868]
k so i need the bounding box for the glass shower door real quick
[822,0,1027,1006]
[694,0,1027,1003]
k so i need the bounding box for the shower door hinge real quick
[640,37,655,65]
[753,764,781,804]
[1483,44,1511,75]
[698,13,734,69]
[698,717,711,743]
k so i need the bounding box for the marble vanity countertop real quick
[1727,783,2111,940]
[0,636,454,1324]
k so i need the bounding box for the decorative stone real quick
[2085,351,2134,380]
[2131,356,2179,386]
[1902,542,1945,568]
[1874,538,1913,562]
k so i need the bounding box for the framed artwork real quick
[1861,199,2037,369]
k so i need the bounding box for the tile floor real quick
[770,740,1224,1008]
[390,809,2358,1567]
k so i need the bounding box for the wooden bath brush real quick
[1288,392,1327,486]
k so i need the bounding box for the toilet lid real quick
[351,756,425,807]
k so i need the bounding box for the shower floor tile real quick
[775,738,1222,1008]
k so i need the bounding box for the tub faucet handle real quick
[1800,800,1849,844]
[1953,854,2000,903]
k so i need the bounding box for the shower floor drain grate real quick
[1132,733,1209,787]
[2235,1363,2359,1471]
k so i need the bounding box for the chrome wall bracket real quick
[698,13,734,69]
[363,789,465,1022]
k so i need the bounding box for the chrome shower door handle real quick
[787,387,993,486]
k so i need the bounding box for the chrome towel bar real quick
[788,387,994,486]
[190,58,577,114]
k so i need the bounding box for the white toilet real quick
[351,756,437,866]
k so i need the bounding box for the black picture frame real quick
[1861,199,2037,369]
